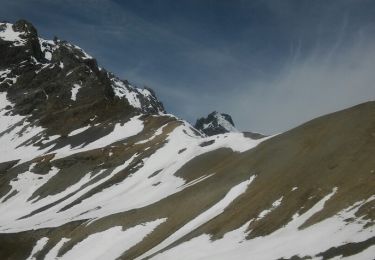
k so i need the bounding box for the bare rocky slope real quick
[0,20,374,260]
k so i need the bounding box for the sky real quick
[1,0,375,134]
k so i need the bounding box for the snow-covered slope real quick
[0,20,374,260]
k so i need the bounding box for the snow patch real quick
[0,23,26,46]
[257,196,283,220]
[112,78,142,109]
[27,237,49,260]
[71,83,81,101]
[68,125,91,136]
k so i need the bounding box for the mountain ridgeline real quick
[0,20,374,260]
[0,20,164,135]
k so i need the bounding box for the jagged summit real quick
[0,20,43,67]
[195,111,237,136]
[0,20,165,136]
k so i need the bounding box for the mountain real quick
[195,111,238,136]
[0,20,374,260]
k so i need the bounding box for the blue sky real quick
[1,0,375,134]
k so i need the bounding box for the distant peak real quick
[195,111,238,136]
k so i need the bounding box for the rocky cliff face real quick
[0,20,374,260]
[0,20,164,134]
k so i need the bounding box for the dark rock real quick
[0,20,43,68]
[0,19,165,137]
[195,111,237,136]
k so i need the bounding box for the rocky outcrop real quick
[195,111,237,136]
[0,20,43,68]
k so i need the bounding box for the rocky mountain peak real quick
[0,20,165,136]
[0,20,43,67]
[12,19,38,36]
[195,111,238,136]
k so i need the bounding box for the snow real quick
[112,78,142,108]
[214,112,238,132]
[1,87,373,259]
[139,88,152,97]
[72,44,93,60]
[68,125,91,136]
[0,156,136,232]
[39,38,57,61]
[27,237,49,260]
[138,176,256,259]
[205,131,271,153]
[0,68,18,85]
[56,219,166,260]
[71,83,81,101]
[0,92,51,163]
[0,68,11,78]
[0,92,145,163]
[44,238,70,260]
[0,166,60,227]
[0,23,26,46]
[150,188,375,260]
[0,117,267,233]
[202,112,238,133]
[45,52,52,60]
[53,116,144,159]
[257,196,283,220]
[135,124,168,144]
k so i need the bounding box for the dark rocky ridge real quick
[0,20,165,137]
[0,20,43,68]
